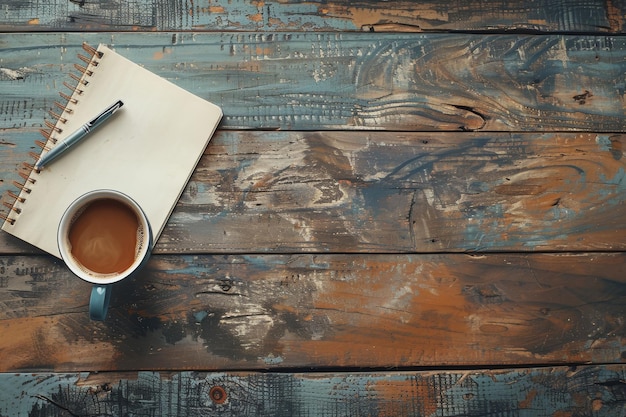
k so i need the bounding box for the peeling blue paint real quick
[0,373,87,417]
[194,310,209,322]
[603,167,626,190]
[550,205,575,220]
[262,354,284,365]
[596,135,612,151]
[521,236,551,249]
[594,167,626,204]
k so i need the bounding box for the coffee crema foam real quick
[67,198,144,276]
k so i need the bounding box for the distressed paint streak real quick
[1,131,625,253]
[0,253,625,371]
[1,34,625,132]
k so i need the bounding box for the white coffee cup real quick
[57,189,152,320]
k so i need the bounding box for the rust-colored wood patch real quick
[0,253,624,372]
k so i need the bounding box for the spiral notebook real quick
[1,43,222,258]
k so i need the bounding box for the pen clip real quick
[87,100,124,129]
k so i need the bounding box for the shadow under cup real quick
[58,190,152,320]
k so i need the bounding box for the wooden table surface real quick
[1,1,626,415]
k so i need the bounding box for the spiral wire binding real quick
[1,43,102,225]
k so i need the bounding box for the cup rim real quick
[57,189,152,285]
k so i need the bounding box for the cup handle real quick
[89,285,112,321]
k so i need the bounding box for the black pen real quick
[35,100,124,170]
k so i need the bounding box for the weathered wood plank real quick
[2,131,624,254]
[0,253,624,372]
[1,366,625,417]
[0,0,623,33]
[1,33,625,132]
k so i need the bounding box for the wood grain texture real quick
[0,253,624,372]
[2,131,624,254]
[0,0,623,33]
[1,33,625,132]
[1,2,625,414]
[1,366,626,417]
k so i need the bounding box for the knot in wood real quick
[209,386,227,404]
